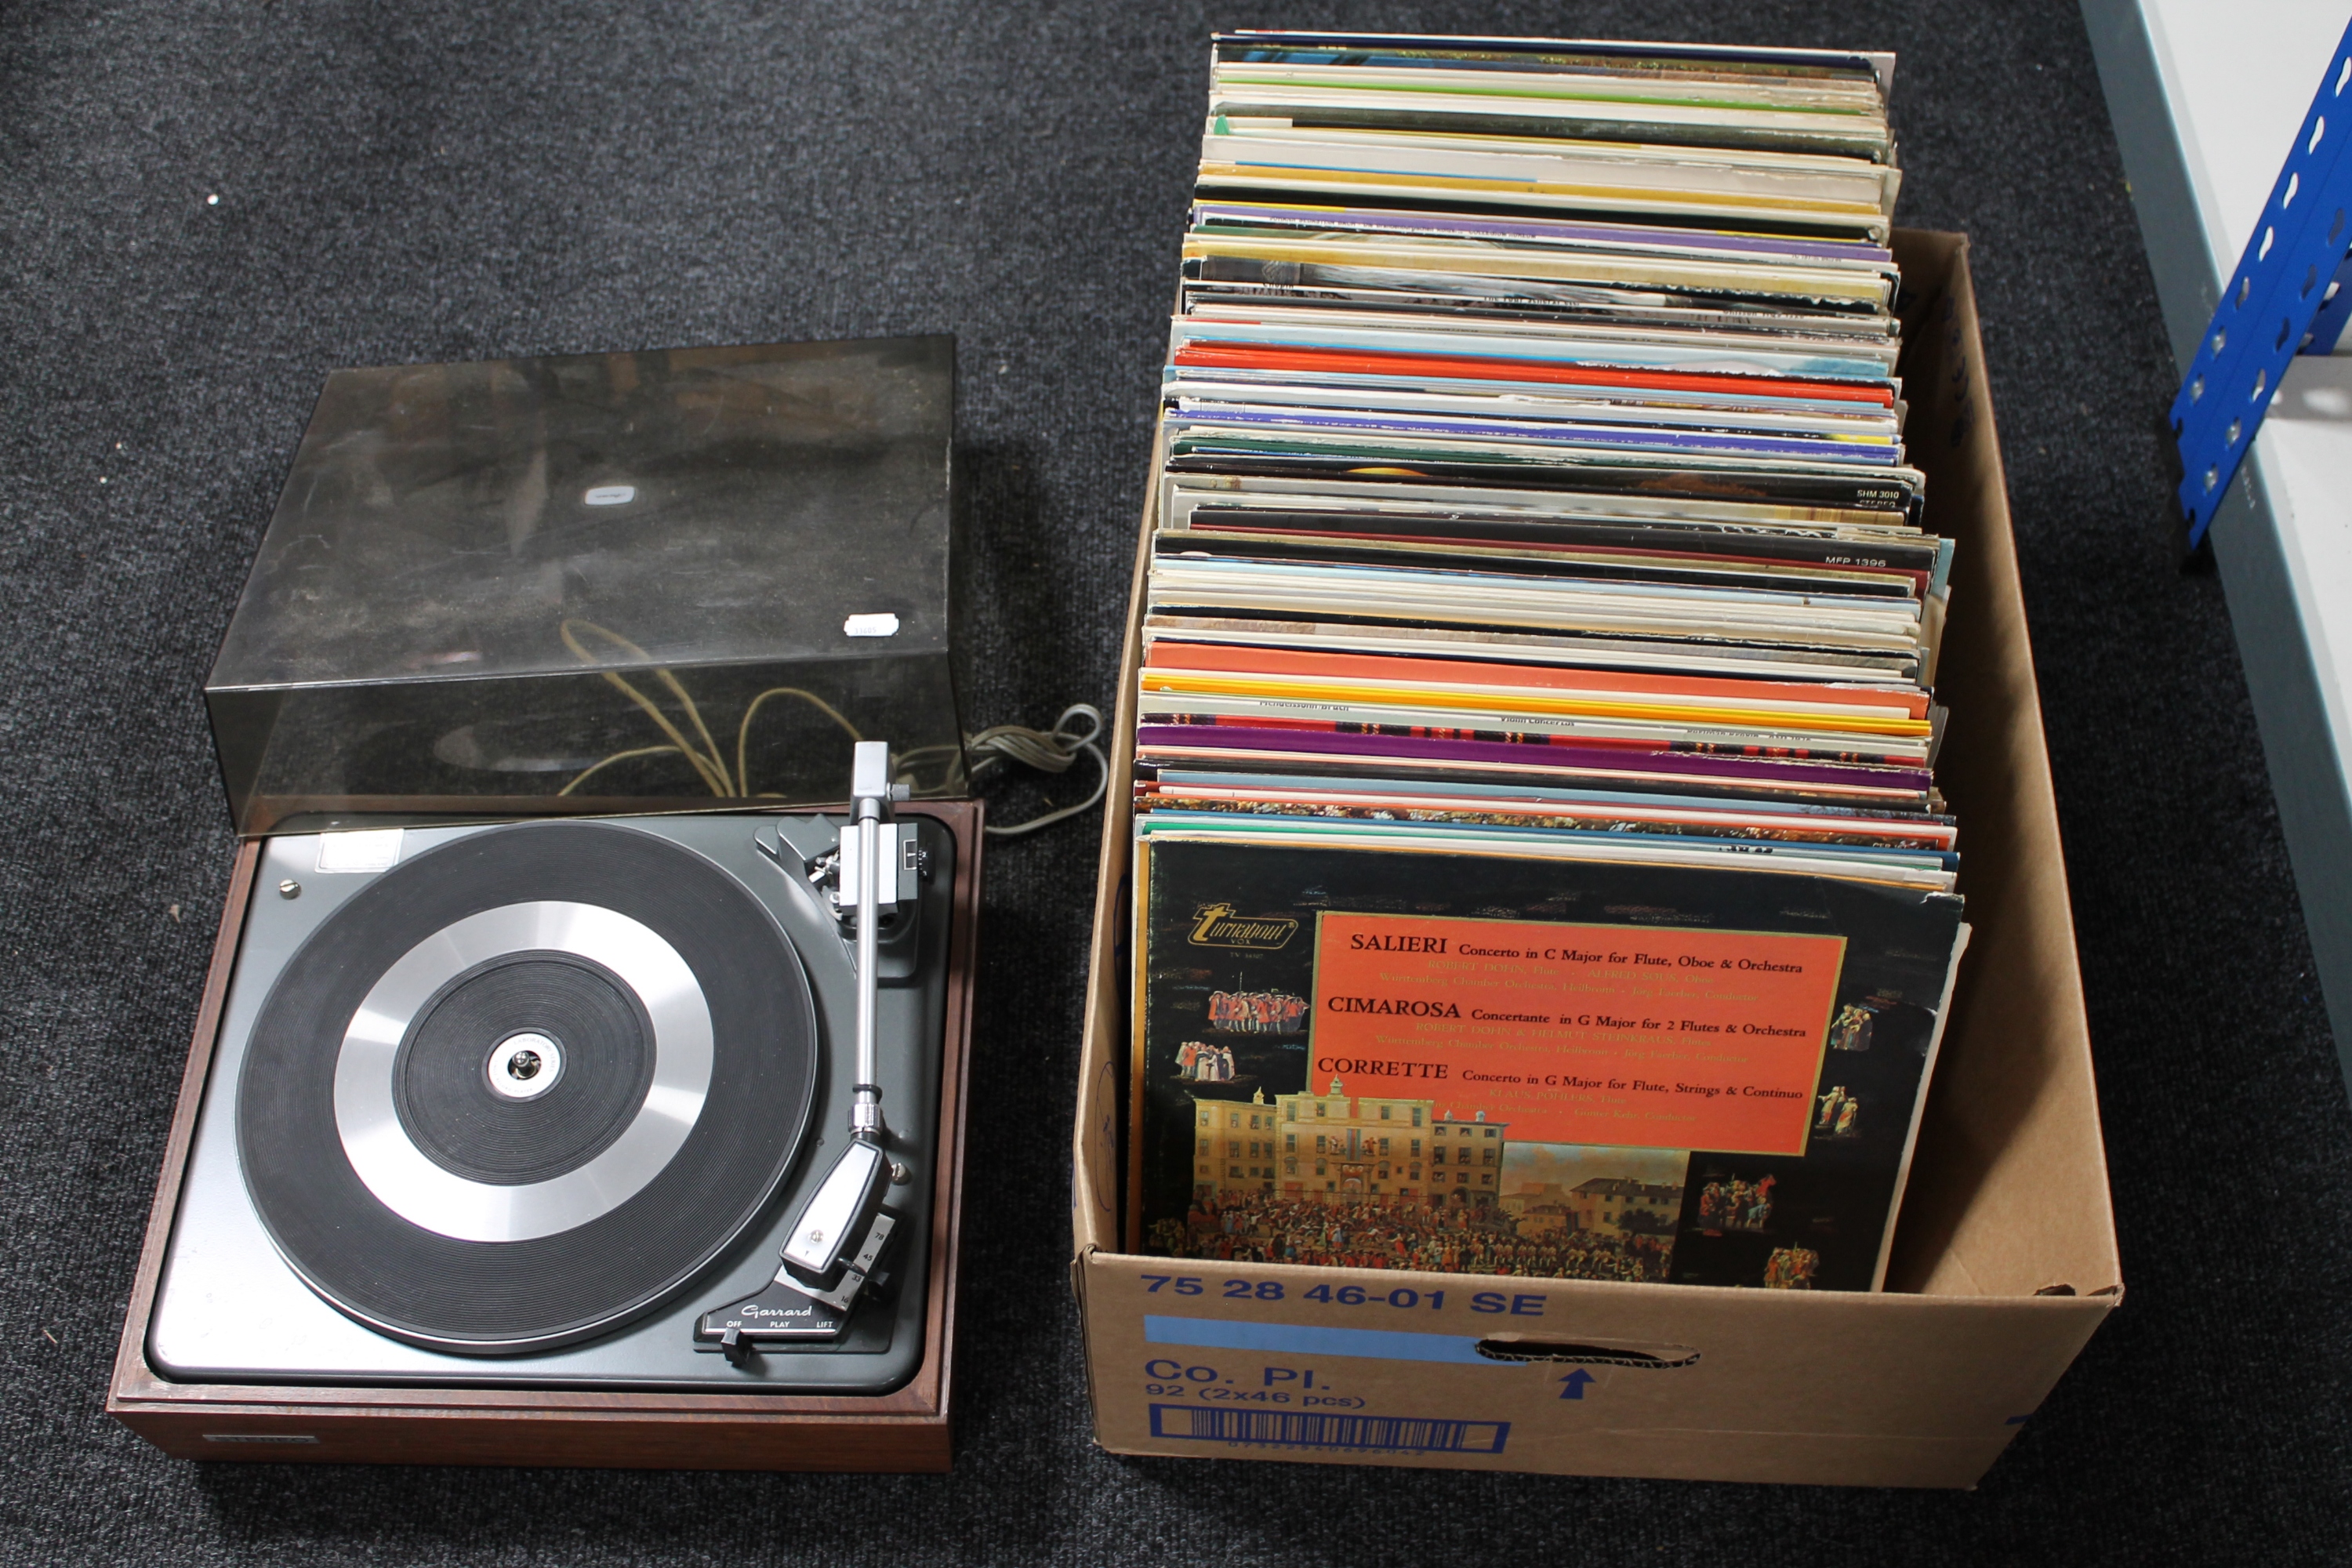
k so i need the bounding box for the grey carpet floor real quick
[4,2,2347,1563]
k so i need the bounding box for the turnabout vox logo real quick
[1186,902,1299,950]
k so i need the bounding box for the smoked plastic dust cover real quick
[206,338,964,833]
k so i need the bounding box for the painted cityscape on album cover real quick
[1131,837,1966,1292]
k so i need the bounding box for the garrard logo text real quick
[1187,903,1300,950]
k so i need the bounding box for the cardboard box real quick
[1068,231,2122,1490]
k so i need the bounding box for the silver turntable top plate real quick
[147,811,951,1394]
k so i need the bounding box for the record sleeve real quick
[1130,835,1966,1291]
[1163,441,1926,525]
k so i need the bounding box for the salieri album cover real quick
[1131,837,1965,1291]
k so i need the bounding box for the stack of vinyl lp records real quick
[1127,34,1969,1294]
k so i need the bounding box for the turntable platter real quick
[236,821,819,1354]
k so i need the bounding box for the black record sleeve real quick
[1131,837,1962,1291]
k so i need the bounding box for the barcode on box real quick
[1149,1404,1508,1454]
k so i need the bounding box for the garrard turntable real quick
[109,340,986,1472]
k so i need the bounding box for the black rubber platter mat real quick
[236,820,818,1353]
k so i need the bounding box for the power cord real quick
[965,703,1108,838]
[554,619,1106,839]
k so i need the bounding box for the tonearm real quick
[696,741,912,1363]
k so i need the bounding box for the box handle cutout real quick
[1474,1337,1699,1370]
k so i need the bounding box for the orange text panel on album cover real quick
[1308,912,1843,1155]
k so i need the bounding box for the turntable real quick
[109,341,985,1472]
[111,793,979,1468]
